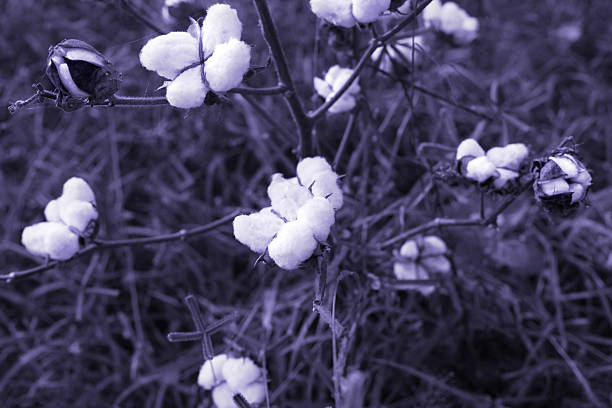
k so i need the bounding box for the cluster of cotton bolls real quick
[310,0,392,27]
[533,152,592,212]
[422,0,479,44]
[21,177,98,261]
[393,235,451,296]
[370,35,427,74]
[140,3,250,109]
[233,157,343,270]
[456,138,529,190]
[198,354,265,408]
[313,65,360,114]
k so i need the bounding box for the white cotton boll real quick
[296,197,335,241]
[166,66,208,109]
[59,200,98,234]
[327,94,356,113]
[139,32,200,80]
[330,67,360,96]
[297,156,333,189]
[310,171,344,210]
[310,0,357,28]
[397,0,412,14]
[43,222,80,260]
[204,39,251,92]
[44,199,61,222]
[422,0,442,28]
[493,168,520,190]
[62,177,96,204]
[201,4,243,56]
[393,261,435,295]
[422,236,447,256]
[456,138,485,160]
[222,357,262,392]
[197,354,228,390]
[486,143,529,171]
[314,76,332,99]
[539,177,570,196]
[465,156,497,183]
[550,155,579,178]
[352,0,391,24]
[439,2,467,34]
[399,240,419,260]
[422,255,451,274]
[319,65,360,114]
[212,382,236,408]
[22,222,55,257]
[239,382,266,405]
[454,15,479,44]
[371,36,426,72]
[267,174,312,221]
[571,168,592,187]
[569,183,586,203]
[268,220,318,270]
[233,207,284,253]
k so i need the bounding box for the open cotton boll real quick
[222,357,261,392]
[493,168,520,190]
[310,171,344,210]
[201,4,242,56]
[550,154,579,178]
[22,222,56,257]
[197,354,228,390]
[569,183,586,203]
[43,222,80,260]
[233,207,284,253]
[486,143,529,171]
[421,255,452,274]
[352,0,391,24]
[211,382,236,408]
[456,138,485,160]
[268,220,318,270]
[439,2,467,34]
[204,39,251,92]
[422,236,447,256]
[310,0,357,28]
[465,156,497,183]
[571,168,592,186]
[44,199,61,222]
[539,177,570,196]
[454,15,479,44]
[297,156,333,189]
[313,77,332,99]
[166,66,208,108]
[59,200,98,234]
[399,240,419,260]
[422,0,442,27]
[268,174,312,221]
[296,197,335,241]
[393,261,435,296]
[62,177,96,204]
[239,382,266,406]
[139,32,200,80]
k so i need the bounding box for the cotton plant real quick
[314,65,360,114]
[371,35,427,73]
[233,156,343,270]
[422,0,479,44]
[310,0,391,28]
[21,177,98,261]
[456,138,529,191]
[198,354,265,408]
[140,3,251,109]
[393,235,451,296]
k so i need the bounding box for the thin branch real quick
[1,210,242,283]
[229,85,287,96]
[252,0,312,157]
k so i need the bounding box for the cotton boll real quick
[296,197,335,241]
[399,240,419,260]
[310,171,343,210]
[268,174,312,221]
[43,223,80,260]
[233,207,284,253]
[59,200,98,234]
[197,354,228,390]
[439,2,467,34]
[204,39,251,92]
[239,382,266,405]
[166,66,208,108]
[550,155,579,178]
[62,177,96,203]
[569,183,586,203]
[268,220,318,270]
[422,0,442,27]
[327,94,356,113]
[571,168,592,187]
[22,222,55,257]
[455,15,479,44]
[493,168,520,189]
[310,0,357,28]
[352,0,391,24]
[139,32,200,80]
[330,67,360,96]
[393,261,435,295]
[222,357,261,392]
[371,36,426,72]
[297,157,333,189]
[486,143,528,171]
[422,236,447,256]
[421,255,451,274]
[211,382,236,408]
[456,138,485,160]
[201,4,243,56]
[539,177,570,196]
[314,77,332,99]
[44,199,61,222]
[465,156,497,183]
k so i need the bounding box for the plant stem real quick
[230,85,287,95]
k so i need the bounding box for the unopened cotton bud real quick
[239,382,266,405]
[465,156,497,183]
[539,177,570,196]
[268,220,318,270]
[197,354,228,390]
[204,39,251,92]
[422,236,447,256]
[211,382,236,408]
[139,32,200,80]
[352,0,391,24]
[550,154,579,178]
[310,171,344,210]
[268,174,312,221]
[166,66,208,109]
[62,177,96,203]
[22,222,55,257]
[493,168,519,189]
[43,222,80,260]
[201,4,243,56]
[297,197,335,241]
[486,143,529,171]
[310,0,357,28]
[297,156,333,189]
[44,199,61,222]
[456,138,485,160]
[233,207,284,253]
[222,357,262,392]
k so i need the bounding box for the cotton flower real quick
[296,197,335,241]
[198,354,228,390]
[140,3,250,108]
[314,65,360,114]
[393,235,450,295]
[465,156,497,183]
[22,222,80,261]
[371,36,427,73]
[233,208,284,253]
[267,220,319,270]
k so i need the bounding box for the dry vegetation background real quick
[1,0,612,407]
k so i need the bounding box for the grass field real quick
[2,0,612,407]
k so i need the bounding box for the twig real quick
[229,85,287,96]
[1,210,242,283]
